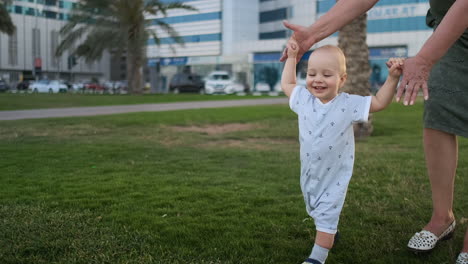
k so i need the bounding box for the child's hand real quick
[287,37,299,59]
[387,57,404,78]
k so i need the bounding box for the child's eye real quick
[324,75,332,77]
[308,74,316,77]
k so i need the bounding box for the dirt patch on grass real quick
[0,124,113,140]
[199,138,297,150]
[171,123,261,135]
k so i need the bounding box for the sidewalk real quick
[0,98,288,121]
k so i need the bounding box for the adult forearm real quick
[308,0,378,45]
[417,0,468,65]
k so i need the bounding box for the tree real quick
[338,12,373,140]
[56,0,196,94]
[0,0,15,35]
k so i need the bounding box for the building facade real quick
[0,0,110,86]
[147,0,432,93]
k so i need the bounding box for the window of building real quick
[44,10,57,19]
[259,30,287,40]
[8,32,18,66]
[259,8,287,23]
[14,6,23,14]
[45,0,57,6]
[25,7,35,16]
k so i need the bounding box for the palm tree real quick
[338,12,373,139]
[0,0,15,35]
[56,0,196,94]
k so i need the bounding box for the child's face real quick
[306,49,347,104]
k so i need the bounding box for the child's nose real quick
[313,76,323,83]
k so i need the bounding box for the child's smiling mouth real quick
[312,86,327,91]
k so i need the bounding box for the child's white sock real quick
[309,244,329,264]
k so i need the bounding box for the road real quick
[0,98,288,121]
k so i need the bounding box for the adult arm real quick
[397,0,468,105]
[279,0,379,63]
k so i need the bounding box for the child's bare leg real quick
[305,231,335,263]
[315,231,335,249]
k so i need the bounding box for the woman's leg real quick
[423,128,457,235]
[463,229,468,252]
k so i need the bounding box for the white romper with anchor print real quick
[289,86,371,234]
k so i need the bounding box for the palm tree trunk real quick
[127,49,143,94]
[127,24,145,94]
[338,12,373,139]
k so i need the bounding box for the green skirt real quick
[423,34,468,138]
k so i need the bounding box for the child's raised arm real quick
[281,38,300,97]
[370,57,404,113]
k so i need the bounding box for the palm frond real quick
[152,20,184,46]
[56,0,197,93]
[75,28,125,62]
[0,0,14,5]
[144,1,197,16]
[147,29,161,46]
[0,3,15,35]
[164,2,198,12]
[56,26,88,56]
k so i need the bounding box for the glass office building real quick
[147,0,432,93]
[0,0,110,84]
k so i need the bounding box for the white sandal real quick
[456,252,468,264]
[407,220,456,252]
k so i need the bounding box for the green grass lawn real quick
[0,102,467,264]
[0,93,273,111]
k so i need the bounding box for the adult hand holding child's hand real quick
[287,37,299,59]
[386,57,405,78]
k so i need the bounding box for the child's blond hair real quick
[309,45,347,75]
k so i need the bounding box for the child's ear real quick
[339,73,348,87]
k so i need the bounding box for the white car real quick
[204,71,245,94]
[297,71,307,86]
[29,80,68,93]
[254,82,271,92]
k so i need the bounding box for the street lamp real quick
[33,2,43,80]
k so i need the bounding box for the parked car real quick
[297,71,307,86]
[204,71,245,95]
[101,80,127,94]
[16,80,32,91]
[254,82,271,93]
[0,79,10,92]
[29,80,68,93]
[70,81,86,93]
[169,73,205,94]
[84,82,105,93]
